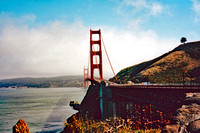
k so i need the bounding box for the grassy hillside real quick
[110,41,200,84]
[0,75,84,88]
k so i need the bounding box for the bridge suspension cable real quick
[101,36,118,82]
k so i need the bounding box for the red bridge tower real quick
[90,29,103,80]
[83,67,89,88]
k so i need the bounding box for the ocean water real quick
[0,87,87,133]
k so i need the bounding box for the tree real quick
[180,37,187,44]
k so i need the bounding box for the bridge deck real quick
[88,78,200,90]
[109,84,200,90]
[100,82,200,119]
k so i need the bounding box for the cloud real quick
[0,14,89,79]
[0,13,177,79]
[120,0,164,16]
[21,14,36,23]
[123,0,147,10]
[114,0,169,32]
[149,2,163,16]
[191,0,200,22]
[0,12,36,27]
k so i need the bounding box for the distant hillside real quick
[110,41,200,84]
[0,75,84,88]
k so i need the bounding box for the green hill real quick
[0,75,83,88]
[110,41,200,84]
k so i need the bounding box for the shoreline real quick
[61,83,200,133]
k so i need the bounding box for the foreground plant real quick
[62,114,161,133]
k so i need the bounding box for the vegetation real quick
[180,37,187,44]
[62,114,161,133]
[110,41,200,84]
[110,52,172,83]
[0,75,83,88]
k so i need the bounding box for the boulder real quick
[13,119,30,133]
[176,104,200,125]
[187,119,200,133]
[184,93,200,105]
[161,124,180,133]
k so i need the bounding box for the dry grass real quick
[141,51,200,76]
[63,115,162,133]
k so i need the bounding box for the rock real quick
[13,119,30,133]
[187,119,200,133]
[184,93,200,105]
[176,104,200,125]
[184,97,200,105]
[161,124,180,133]
[178,125,187,133]
[185,93,196,98]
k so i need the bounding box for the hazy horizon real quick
[0,74,112,80]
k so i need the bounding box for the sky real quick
[0,0,200,79]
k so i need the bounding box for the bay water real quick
[0,87,87,133]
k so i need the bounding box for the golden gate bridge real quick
[80,29,200,129]
[83,29,118,87]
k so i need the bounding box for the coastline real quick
[61,84,200,133]
[9,86,200,133]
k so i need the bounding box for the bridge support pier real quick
[100,81,116,119]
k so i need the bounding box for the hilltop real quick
[110,41,200,84]
[0,75,83,88]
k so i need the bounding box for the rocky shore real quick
[62,92,200,133]
[12,92,200,133]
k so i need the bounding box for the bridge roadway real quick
[80,79,200,127]
[100,81,200,119]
